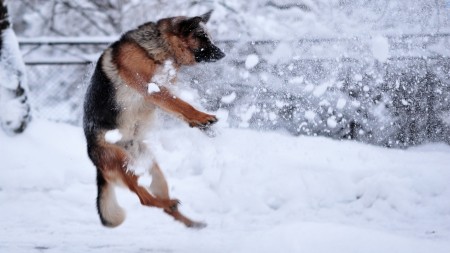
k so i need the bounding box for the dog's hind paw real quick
[188,221,207,229]
[162,199,180,213]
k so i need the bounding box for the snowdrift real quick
[1,119,450,252]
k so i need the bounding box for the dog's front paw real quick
[188,113,218,128]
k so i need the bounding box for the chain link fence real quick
[26,63,93,125]
[21,35,450,147]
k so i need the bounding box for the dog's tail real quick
[96,169,125,227]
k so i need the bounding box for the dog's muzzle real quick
[195,45,225,62]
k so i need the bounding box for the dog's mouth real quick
[194,46,225,63]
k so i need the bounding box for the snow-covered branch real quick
[0,0,31,134]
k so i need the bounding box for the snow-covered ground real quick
[1,119,450,253]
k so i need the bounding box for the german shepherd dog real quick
[83,10,224,228]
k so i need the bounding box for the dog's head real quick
[158,10,225,64]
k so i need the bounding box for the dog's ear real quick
[200,10,213,23]
[177,10,213,36]
[178,16,202,36]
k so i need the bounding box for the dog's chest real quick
[112,60,177,140]
[115,84,155,140]
[150,59,177,86]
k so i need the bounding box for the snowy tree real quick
[0,0,31,134]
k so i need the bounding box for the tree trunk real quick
[0,0,31,134]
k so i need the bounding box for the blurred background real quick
[8,0,450,147]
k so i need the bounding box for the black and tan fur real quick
[83,11,224,228]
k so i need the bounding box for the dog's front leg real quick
[146,86,218,128]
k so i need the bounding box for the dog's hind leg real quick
[164,208,207,229]
[118,168,180,211]
[149,163,207,228]
[127,141,206,228]
[148,163,169,199]
[92,143,177,226]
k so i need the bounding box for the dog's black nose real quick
[194,45,226,62]
[208,46,225,61]
[214,49,225,60]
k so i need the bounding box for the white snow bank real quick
[1,119,450,252]
[237,222,450,253]
[0,120,93,190]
